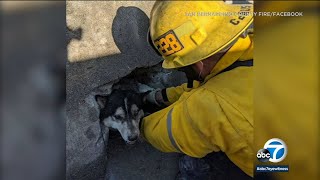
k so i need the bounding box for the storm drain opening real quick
[92,62,187,145]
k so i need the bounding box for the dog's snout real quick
[128,135,138,142]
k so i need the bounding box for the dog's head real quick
[95,90,144,144]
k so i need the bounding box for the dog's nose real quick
[128,135,138,142]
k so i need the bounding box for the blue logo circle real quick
[263,138,287,163]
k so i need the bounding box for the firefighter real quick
[141,1,254,178]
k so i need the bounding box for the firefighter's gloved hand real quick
[143,89,164,107]
[140,90,165,115]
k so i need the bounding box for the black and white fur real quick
[95,90,145,145]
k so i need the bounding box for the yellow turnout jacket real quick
[141,35,254,177]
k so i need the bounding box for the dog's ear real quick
[95,95,108,109]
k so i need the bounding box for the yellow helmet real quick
[149,1,253,69]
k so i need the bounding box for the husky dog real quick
[95,90,145,144]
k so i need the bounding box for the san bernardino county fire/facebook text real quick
[186,11,303,17]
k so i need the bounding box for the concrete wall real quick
[66,1,183,179]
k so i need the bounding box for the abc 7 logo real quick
[257,149,271,162]
[257,138,287,163]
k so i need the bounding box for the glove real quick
[144,89,162,107]
[140,89,167,114]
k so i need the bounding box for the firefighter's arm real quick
[140,88,219,157]
[164,83,192,104]
[140,103,181,153]
[185,89,254,177]
[141,84,254,177]
[145,81,200,106]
